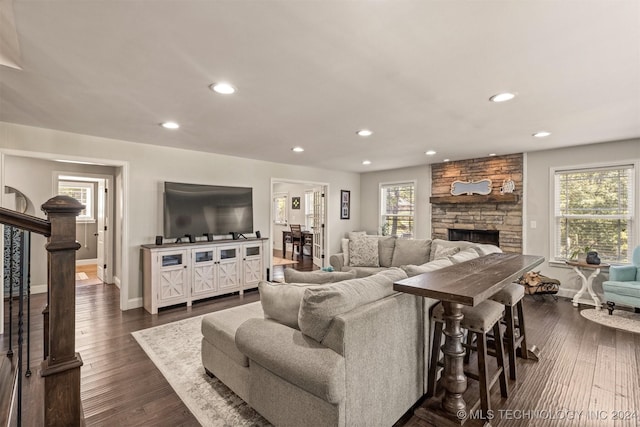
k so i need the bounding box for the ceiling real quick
[1,1,639,173]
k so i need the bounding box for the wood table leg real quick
[440,301,468,415]
[415,301,470,426]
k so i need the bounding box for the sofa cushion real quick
[402,257,454,277]
[429,239,477,261]
[391,239,432,267]
[349,235,380,267]
[342,266,388,278]
[201,301,264,367]
[603,281,640,298]
[298,268,407,342]
[449,248,481,264]
[259,281,331,329]
[284,269,356,284]
[378,236,397,267]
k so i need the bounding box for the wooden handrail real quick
[0,206,51,236]
[1,195,85,426]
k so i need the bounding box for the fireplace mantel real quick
[429,194,519,204]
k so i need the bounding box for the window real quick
[304,191,314,230]
[273,193,288,225]
[553,164,635,263]
[58,180,94,221]
[380,181,415,238]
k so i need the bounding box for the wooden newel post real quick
[40,195,84,426]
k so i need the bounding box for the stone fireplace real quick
[431,154,523,253]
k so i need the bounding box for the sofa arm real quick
[609,265,638,282]
[329,253,345,271]
[236,318,345,404]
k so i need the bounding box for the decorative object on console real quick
[340,190,350,219]
[500,178,515,194]
[291,197,300,209]
[450,179,492,196]
[586,251,601,265]
[155,235,163,245]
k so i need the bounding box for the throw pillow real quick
[473,244,503,256]
[429,239,477,261]
[391,239,432,267]
[298,268,407,342]
[402,258,454,277]
[259,281,328,329]
[449,248,480,264]
[348,235,380,267]
[284,269,356,284]
[347,231,367,240]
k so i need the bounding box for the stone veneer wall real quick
[431,153,523,253]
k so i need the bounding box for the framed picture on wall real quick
[291,197,301,209]
[340,190,350,220]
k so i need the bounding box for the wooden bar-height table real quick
[394,253,544,426]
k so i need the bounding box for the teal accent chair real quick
[602,246,640,315]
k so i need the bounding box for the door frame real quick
[53,171,114,284]
[0,149,130,312]
[270,178,329,273]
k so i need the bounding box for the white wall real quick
[0,122,360,308]
[525,138,640,297]
[359,165,431,238]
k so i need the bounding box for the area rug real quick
[75,272,89,280]
[580,309,640,334]
[272,256,298,267]
[132,315,271,426]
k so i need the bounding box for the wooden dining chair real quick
[289,224,303,259]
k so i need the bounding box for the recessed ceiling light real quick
[292,146,304,153]
[161,121,180,129]
[533,131,551,138]
[489,92,516,103]
[362,160,372,165]
[443,159,451,162]
[210,82,236,95]
[488,153,497,157]
[425,150,437,156]
[356,129,373,137]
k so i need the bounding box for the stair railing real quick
[0,195,84,426]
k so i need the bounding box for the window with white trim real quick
[553,164,635,263]
[273,193,288,225]
[380,181,415,238]
[58,180,94,221]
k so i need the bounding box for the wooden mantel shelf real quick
[429,193,519,204]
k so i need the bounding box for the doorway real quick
[55,172,114,284]
[270,179,328,281]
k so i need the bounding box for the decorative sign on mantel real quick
[451,179,492,196]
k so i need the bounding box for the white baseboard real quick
[31,284,47,294]
[127,297,143,310]
[113,276,121,289]
[76,258,98,266]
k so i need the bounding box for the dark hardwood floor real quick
[3,259,640,426]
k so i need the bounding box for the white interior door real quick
[312,188,326,268]
[96,179,108,282]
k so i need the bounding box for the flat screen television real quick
[163,182,253,239]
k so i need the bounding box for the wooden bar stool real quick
[428,300,508,418]
[490,283,528,381]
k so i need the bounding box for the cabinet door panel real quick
[159,267,188,303]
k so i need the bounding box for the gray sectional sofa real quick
[201,236,501,426]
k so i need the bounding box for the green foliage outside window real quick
[555,166,633,263]
[381,183,415,238]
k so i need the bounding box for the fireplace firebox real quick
[448,229,499,246]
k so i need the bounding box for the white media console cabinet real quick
[141,238,269,314]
